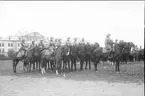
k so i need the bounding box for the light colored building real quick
[0,32,45,56]
[20,32,45,46]
[0,40,21,56]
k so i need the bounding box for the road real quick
[0,60,144,96]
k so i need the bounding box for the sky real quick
[0,1,144,47]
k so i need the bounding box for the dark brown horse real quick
[40,46,55,74]
[12,49,28,73]
[70,45,79,71]
[55,45,70,75]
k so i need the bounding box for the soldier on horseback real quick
[19,39,27,56]
[79,37,86,45]
[65,37,71,46]
[38,40,45,51]
[104,34,115,58]
[49,36,55,47]
[72,37,78,46]
[57,38,62,47]
[105,34,114,52]
[29,41,36,50]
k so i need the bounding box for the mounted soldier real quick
[65,37,71,46]
[55,38,61,48]
[72,37,78,46]
[54,38,58,47]
[38,40,45,51]
[79,37,86,45]
[49,36,55,47]
[104,34,114,52]
[57,38,62,47]
[18,39,28,57]
[29,41,36,50]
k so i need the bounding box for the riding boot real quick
[108,51,112,59]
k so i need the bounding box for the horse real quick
[55,45,70,75]
[12,48,28,73]
[91,44,103,71]
[84,43,92,70]
[121,42,135,64]
[32,46,41,71]
[78,43,86,70]
[40,46,55,74]
[70,44,79,71]
[113,42,126,72]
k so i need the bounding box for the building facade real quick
[0,40,21,56]
[20,32,45,46]
[0,32,45,56]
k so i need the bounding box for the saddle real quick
[103,48,110,53]
[17,50,26,58]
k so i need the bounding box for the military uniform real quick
[29,41,36,50]
[17,39,27,58]
[65,37,71,46]
[19,40,27,51]
[105,34,114,52]
[80,38,86,45]
[49,37,55,47]
[56,39,62,48]
[72,38,78,46]
[38,40,45,49]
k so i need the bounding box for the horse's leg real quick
[55,60,59,75]
[89,58,91,69]
[117,60,120,72]
[63,60,66,73]
[68,60,71,71]
[115,59,120,72]
[44,60,47,71]
[71,58,73,71]
[29,60,31,72]
[24,60,29,73]
[13,60,18,73]
[39,60,41,71]
[40,59,44,74]
[36,61,38,71]
[74,59,77,71]
[80,59,84,71]
[94,61,97,71]
[51,60,54,71]
[48,60,50,70]
[80,60,82,70]
[33,61,35,70]
[85,58,88,70]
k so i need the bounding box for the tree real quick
[7,49,15,58]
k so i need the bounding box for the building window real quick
[11,43,13,47]
[2,48,4,52]
[8,43,10,47]
[2,43,4,47]
[0,43,1,47]
[0,49,1,52]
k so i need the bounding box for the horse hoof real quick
[95,70,99,72]
[117,72,120,74]
[56,70,58,75]
[63,74,66,77]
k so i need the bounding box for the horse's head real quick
[33,46,41,56]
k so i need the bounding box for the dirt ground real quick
[0,60,144,96]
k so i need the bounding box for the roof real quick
[0,40,21,42]
[23,32,44,38]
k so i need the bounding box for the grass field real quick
[0,60,144,96]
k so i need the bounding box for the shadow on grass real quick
[0,60,144,84]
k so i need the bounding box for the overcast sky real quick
[0,1,144,47]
